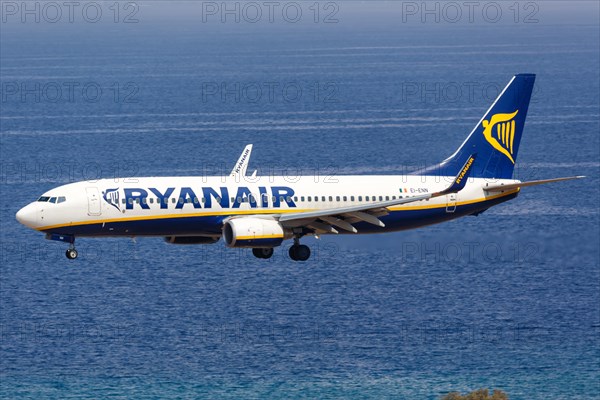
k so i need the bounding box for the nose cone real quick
[16,203,38,229]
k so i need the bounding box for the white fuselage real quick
[16,175,519,237]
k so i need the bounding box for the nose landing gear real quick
[44,233,78,260]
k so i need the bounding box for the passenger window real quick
[385,196,389,201]
[329,196,333,202]
[301,196,305,202]
[314,196,318,202]
[193,197,198,204]
[128,198,133,204]
[350,196,355,201]
[49,197,57,203]
[365,196,369,201]
[279,196,284,203]
[343,196,347,201]
[358,196,362,201]
[379,196,383,201]
[178,198,183,204]
[293,196,298,202]
[336,196,340,201]
[136,198,140,204]
[392,196,396,200]
[286,196,291,202]
[142,198,147,204]
[321,196,325,202]
[171,198,176,203]
[149,198,154,204]
[307,197,312,202]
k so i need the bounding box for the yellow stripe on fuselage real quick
[36,208,310,231]
[36,189,519,232]
[236,234,284,240]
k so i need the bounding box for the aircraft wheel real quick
[66,249,78,260]
[289,245,298,260]
[252,248,273,259]
[296,245,310,261]
[289,244,310,261]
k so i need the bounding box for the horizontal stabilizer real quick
[484,176,585,192]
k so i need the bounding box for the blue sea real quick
[1,2,599,399]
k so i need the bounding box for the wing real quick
[278,154,477,234]
[483,176,584,192]
[229,144,253,178]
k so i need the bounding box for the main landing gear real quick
[252,248,274,259]
[288,237,310,262]
[251,238,311,262]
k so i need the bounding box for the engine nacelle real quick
[223,217,291,248]
[164,236,220,245]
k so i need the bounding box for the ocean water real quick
[1,2,599,399]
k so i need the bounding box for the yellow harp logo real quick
[482,110,519,164]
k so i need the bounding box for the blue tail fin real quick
[413,74,535,179]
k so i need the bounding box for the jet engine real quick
[223,217,291,248]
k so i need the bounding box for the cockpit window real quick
[37,196,66,203]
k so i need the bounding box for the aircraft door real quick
[86,187,102,216]
[446,193,457,213]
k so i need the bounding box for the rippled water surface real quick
[1,3,599,399]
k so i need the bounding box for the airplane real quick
[16,74,584,261]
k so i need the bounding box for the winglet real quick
[439,153,477,195]
[229,144,253,179]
